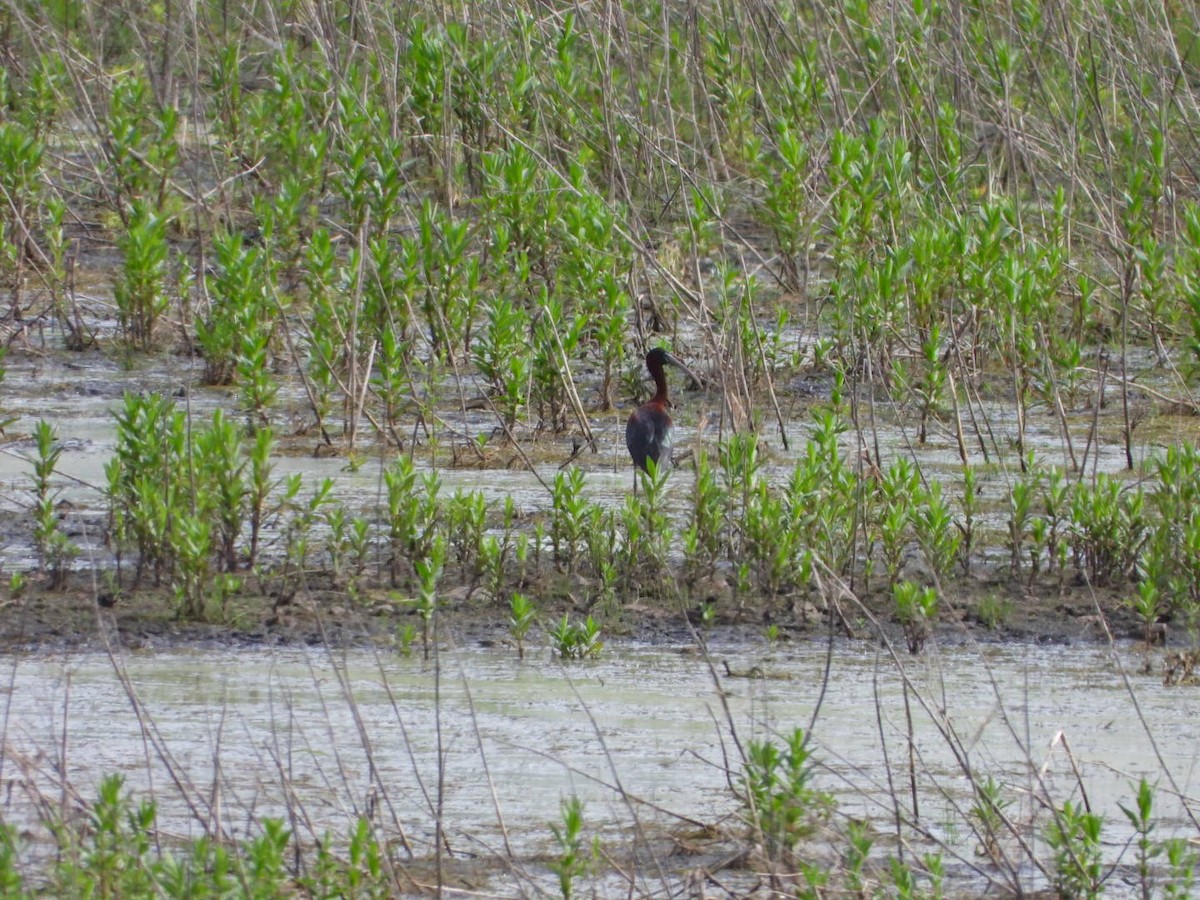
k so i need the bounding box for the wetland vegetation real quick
[2,0,1200,895]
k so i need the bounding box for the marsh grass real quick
[5,0,1200,642]
[6,0,1200,891]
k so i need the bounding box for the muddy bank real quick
[0,572,1150,657]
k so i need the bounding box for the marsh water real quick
[0,347,1184,576]
[4,339,1200,897]
[1,636,1196,893]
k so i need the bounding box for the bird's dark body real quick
[625,401,672,472]
[626,348,692,474]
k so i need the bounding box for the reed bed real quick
[2,0,1200,894]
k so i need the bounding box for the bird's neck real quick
[652,373,669,405]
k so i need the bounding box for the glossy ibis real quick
[626,347,696,473]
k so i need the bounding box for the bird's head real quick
[645,348,701,390]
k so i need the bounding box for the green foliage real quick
[781,413,857,577]
[384,456,441,588]
[508,592,536,660]
[12,3,1200,894]
[1121,778,1157,900]
[1162,836,1197,900]
[1007,465,1037,582]
[245,426,277,570]
[198,230,272,387]
[322,505,370,594]
[529,292,585,433]
[894,580,938,654]
[0,118,43,277]
[549,615,603,660]
[914,481,961,583]
[411,535,446,659]
[107,392,187,586]
[480,499,519,601]
[27,773,413,897]
[548,796,595,900]
[742,728,831,862]
[621,457,672,592]
[58,774,158,898]
[1045,800,1104,899]
[1128,581,1161,645]
[195,409,246,573]
[0,823,22,898]
[969,775,1012,866]
[976,593,1014,631]
[171,512,213,620]
[301,226,350,433]
[113,202,169,350]
[408,199,477,360]
[682,451,729,585]
[444,489,487,584]
[279,476,334,599]
[550,466,589,573]
[474,294,530,432]
[30,420,77,588]
[757,120,813,290]
[104,68,179,213]
[105,396,270,617]
[11,0,1200,481]
[877,457,919,588]
[4,0,1200,436]
[845,819,875,896]
[1069,474,1145,587]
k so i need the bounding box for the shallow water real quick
[0,344,1186,580]
[1,635,1196,891]
[3,346,1200,892]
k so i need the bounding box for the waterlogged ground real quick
[1,306,1199,894]
[0,342,1188,649]
[1,638,1197,896]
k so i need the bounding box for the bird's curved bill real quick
[661,351,702,390]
